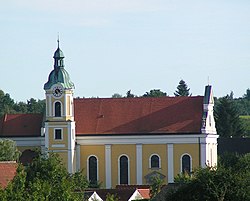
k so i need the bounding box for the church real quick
[0,42,218,188]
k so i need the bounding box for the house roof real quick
[137,189,150,199]
[0,114,43,137]
[74,96,204,135]
[86,186,150,201]
[0,162,17,189]
[88,188,136,201]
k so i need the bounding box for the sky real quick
[0,0,250,102]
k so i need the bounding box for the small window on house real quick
[150,154,160,169]
[55,129,62,140]
[55,102,61,117]
[182,154,191,174]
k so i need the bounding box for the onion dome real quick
[44,40,75,90]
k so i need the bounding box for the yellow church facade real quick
[0,43,218,189]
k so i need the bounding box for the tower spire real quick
[57,33,60,48]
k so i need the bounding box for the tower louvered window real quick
[55,102,61,117]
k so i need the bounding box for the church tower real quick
[44,40,76,173]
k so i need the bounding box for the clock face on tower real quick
[52,85,63,97]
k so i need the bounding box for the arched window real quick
[150,154,160,169]
[55,102,61,117]
[181,154,191,173]
[119,155,129,184]
[88,156,98,185]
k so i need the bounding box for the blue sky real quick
[0,0,250,101]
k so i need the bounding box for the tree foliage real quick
[0,139,20,161]
[174,80,191,96]
[0,89,45,117]
[243,88,250,100]
[160,153,250,201]
[0,153,89,201]
[126,90,136,98]
[215,95,246,137]
[111,93,123,98]
[106,193,119,201]
[0,90,15,116]
[143,89,167,97]
[150,176,164,199]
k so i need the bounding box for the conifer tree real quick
[215,95,245,137]
[174,80,191,96]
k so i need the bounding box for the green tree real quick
[111,93,123,98]
[164,166,250,201]
[215,95,246,137]
[2,153,88,201]
[3,165,27,201]
[0,90,15,116]
[150,176,164,199]
[243,88,250,100]
[13,101,28,113]
[174,79,191,96]
[0,139,20,161]
[26,98,45,114]
[106,193,119,201]
[142,89,167,97]
[126,90,136,98]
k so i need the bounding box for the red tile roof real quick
[0,96,204,137]
[0,114,43,137]
[0,162,17,189]
[137,188,150,199]
[74,96,203,135]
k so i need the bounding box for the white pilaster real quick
[136,144,142,185]
[200,143,207,168]
[76,144,81,172]
[167,144,174,183]
[68,121,76,174]
[105,144,112,188]
[44,122,49,154]
[49,95,52,117]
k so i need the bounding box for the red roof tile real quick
[137,188,150,199]
[0,114,43,137]
[0,162,17,189]
[74,96,203,135]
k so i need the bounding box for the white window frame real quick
[149,154,161,169]
[180,153,192,173]
[54,128,63,141]
[53,100,63,117]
